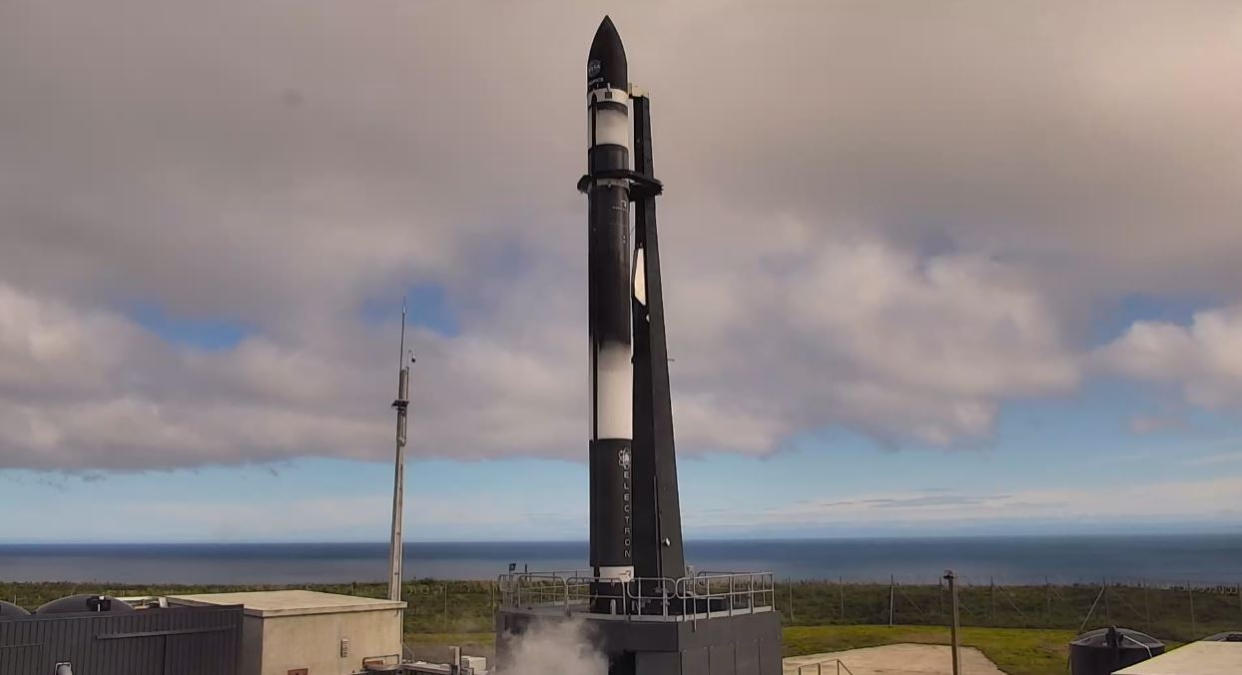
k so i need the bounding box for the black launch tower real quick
[495,17,781,675]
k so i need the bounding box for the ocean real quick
[1,535,1239,586]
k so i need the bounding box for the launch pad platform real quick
[494,571,782,675]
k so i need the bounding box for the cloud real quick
[1128,414,1186,435]
[1097,305,1242,408]
[1184,452,1242,467]
[667,231,1079,450]
[1,0,1240,470]
[686,476,1242,531]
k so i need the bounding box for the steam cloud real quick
[501,619,607,675]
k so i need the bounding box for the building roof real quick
[1114,641,1242,675]
[166,590,405,618]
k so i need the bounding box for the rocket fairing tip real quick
[587,16,627,91]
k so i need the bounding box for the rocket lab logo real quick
[617,447,631,470]
[588,59,602,79]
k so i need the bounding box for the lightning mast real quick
[388,302,412,604]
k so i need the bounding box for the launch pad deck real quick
[495,571,782,675]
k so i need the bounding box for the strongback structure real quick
[495,17,781,675]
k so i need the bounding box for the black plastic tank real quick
[1202,631,1242,641]
[0,600,30,617]
[1069,627,1164,675]
[35,594,135,615]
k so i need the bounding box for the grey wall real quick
[0,605,242,675]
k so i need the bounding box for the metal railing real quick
[793,659,854,675]
[497,570,774,622]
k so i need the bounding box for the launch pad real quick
[495,572,781,675]
[494,17,781,675]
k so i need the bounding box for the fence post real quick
[990,577,996,625]
[1143,580,1151,633]
[889,575,895,628]
[790,582,795,624]
[1045,576,1051,624]
[1103,578,1110,624]
[839,576,845,621]
[945,570,960,675]
[938,576,944,618]
[1188,582,1196,638]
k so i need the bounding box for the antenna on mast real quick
[388,300,412,607]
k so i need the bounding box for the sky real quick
[2,0,1242,543]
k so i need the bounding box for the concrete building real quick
[168,590,405,675]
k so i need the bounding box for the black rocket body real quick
[498,23,783,675]
[586,16,635,586]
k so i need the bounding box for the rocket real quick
[585,15,635,587]
[581,17,687,613]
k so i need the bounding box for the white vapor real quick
[500,619,607,675]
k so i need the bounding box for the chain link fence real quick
[774,575,1242,642]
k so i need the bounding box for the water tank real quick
[1069,627,1163,675]
[0,600,30,617]
[35,594,135,615]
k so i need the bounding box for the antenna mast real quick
[388,301,412,604]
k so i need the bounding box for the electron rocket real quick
[497,22,782,673]
[585,15,635,585]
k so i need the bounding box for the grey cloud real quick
[1,0,1239,469]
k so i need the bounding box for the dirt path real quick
[784,642,1007,675]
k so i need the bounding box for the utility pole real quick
[387,303,414,610]
[945,570,960,675]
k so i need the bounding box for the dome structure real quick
[0,600,30,617]
[35,594,134,615]
[1069,627,1164,675]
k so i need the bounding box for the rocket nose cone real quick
[587,16,627,90]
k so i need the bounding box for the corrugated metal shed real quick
[1113,641,1242,675]
[0,604,242,675]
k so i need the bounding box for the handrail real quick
[795,658,855,675]
[498,570,774,621]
